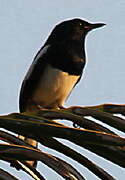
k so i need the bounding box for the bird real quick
[19,18,105,166]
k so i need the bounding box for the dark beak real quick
[91,23,106,29]
[85,23,106,31]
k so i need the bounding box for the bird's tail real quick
[18,135,38,167]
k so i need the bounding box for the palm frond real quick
[1,103,125,179]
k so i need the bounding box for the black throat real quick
[46,38,86,76]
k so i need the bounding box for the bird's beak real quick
[84,23,106,31]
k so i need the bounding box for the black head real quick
[45,18,105,44]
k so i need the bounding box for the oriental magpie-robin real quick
[19,18,105,166]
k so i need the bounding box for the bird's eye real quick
[79,23,82,26]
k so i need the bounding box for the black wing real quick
[19,45,50,112]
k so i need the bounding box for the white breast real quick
[32,64,80,108]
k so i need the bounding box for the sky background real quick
[0,0,125,179]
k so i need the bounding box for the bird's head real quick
[46,18,106,44]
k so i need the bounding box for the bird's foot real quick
[37,104,66,111]
[37,105,49,111]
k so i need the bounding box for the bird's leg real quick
[58,105,66,109]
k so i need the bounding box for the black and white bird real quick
[20,18,105,112]
[19,18,105,163]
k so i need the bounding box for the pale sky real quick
[0,1,125,179]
